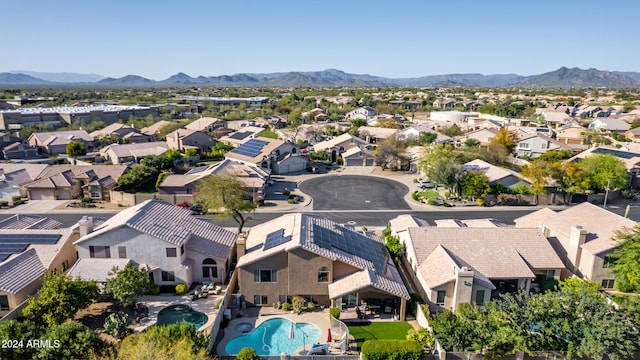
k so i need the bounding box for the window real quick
[90,188,100,198]
[89,246,110,258]
[279,295,291,305]
[166,248,177,258]
[436,290,446,305]
[601,279,615,289]
[0,295,9,311]
[603,255,615,267]
[61,260,69,271]
[202,258,218,278]
[161,271,175,282]
[118,246,127,259]
[519,143,529,149]
[475,290,485,306]
[318,267,330,282]
[254,295,268,305]
[254,269,277,283]
[180,245,185,255]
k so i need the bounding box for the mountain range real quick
[1,67,639,88]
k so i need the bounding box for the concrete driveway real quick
[299,175,410,210]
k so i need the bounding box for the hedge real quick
[361,340,422,360]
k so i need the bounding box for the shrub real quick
[175,283,188,295]
[411,192,419,201]
[216,298,223,309]
[407,293,424,317]
[236,347,260,360]
[361,339,422,360]
[336,156,344,165]
[407,328,434,353]
[292,296,305,314]
[11,195,21,203]
[103,311,130,339]
[427,199,437,205]
[0,200,8,207]
[307,302,315,311]
[81,197,93,203]
[148,284,160,295]
[329,307,340,320]
[282,302,291,311]
[477,198,485,207]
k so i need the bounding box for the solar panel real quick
[230,139,270,158]
[263,229,292,251]
[0,233,61,244]
[186,166,209,175]
[229,132,251,140]
[592,147,640,160]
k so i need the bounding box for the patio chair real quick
[355,306,366,320]
[308,343,329,355]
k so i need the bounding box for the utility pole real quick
[603,179,611,208]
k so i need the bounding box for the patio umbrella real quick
[327,328,332,343]
[289,322,295,340]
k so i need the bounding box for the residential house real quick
[515,133,571,158]
[463,128,498,146]
[345,106,376,121]
[165,128,216,153]
[463,159,530,190]
[556,122,587,151]
[367,114,404,127]
[22,164,129,200]
[621,127,640,141]
[312,133,370,164]
[235,213,410,319]
[0,223,80,319]
[158,159,271,199]
[399,125,452,144]
[254,115,288,129]
[0,164,50,200]
[219,126,267,147]
[140,120,173,140]
[185,117,226,133]
[401,225,564,312]
[28,130,94,156]
[403,146,425,173]
[90,123,151,144]
[432,98,457,109]
[514,202,636,289]
[100,141,170,164]
[224,137,307,174]
[357,126,398,144]
[341,146,376,167]
[0,132,37,160]
[73,200,238,288]
[568,146,640,187]
[588,118,630,133]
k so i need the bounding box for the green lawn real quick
[417,190,440,199]
[347,321,412,351]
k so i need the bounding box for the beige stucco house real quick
[235,213,410,320]
[73,200,237,288]
[514,202,636,289]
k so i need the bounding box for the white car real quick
[417,179,435,189]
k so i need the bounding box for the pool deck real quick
[216,306,339,356]
[131,292,224,334]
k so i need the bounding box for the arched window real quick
[318,267,330,282]
[202,258,218,279]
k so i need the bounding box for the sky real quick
[3,0,639,80]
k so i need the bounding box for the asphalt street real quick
[3,205,639,229]
[299,175,410,210]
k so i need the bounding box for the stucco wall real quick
[287,248,332,295]
[238,252,288,306]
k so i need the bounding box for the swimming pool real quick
[156,304,208,330]
[225,317,322,356]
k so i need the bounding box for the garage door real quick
[57,190,72,200]
[365,158,374,166]
[346,159,362,166]
[29,190,55,200]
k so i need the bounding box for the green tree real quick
[66,140,87,162]
[236,347,261,360]
[104,311,130,339]
[537,149,576,162]
[106,264,151,307]
[461,171,491,199]
[22,272,99,326]
[117,165,159,189]
[406,327,434,353]
[195,174,256,233]
[521,159,549,205]
[547,161,589,203]
[581,129,612,148]
[39,323,106,359]
[623,101,636,113]
[0,320,40,359]
[422,132,438,144]
[490,127,519,154]
[116,323,209,360]
[430,160,464,196]
[610,225,640,292]
[440,124,463,137]
[580,153,628,192]
[463,138,481,148]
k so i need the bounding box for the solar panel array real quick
[229,131,252,140]
[0,233,62,262]
[263,229,292,251]
[312,223,387,272]
[592,147,640,159]
[186,166,209,175]
[229,139,269,158]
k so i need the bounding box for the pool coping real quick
[132,293,223,334]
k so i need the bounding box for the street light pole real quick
[603,179,611,208]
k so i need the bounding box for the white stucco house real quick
[72,200,238,288]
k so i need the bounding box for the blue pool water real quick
[225,317,322,356]
[156,304,208,329]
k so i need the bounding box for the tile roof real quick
[185,117,224,131]
[68,258,131,283]
[159,159,270,188]
[224,137,285,163]
[75,200,236,260]
[514,202,636,255]
[463,159,529,184]
[417,245,495,289]
[312,133,366,153]
[389,215,429,233]
[0,164,49,182]
[407,227,564,280]
[30,130,93,145]
[238,213,408,299]
[0,214,61,230]
[102,142,170,158]
[140,120,173,136]
[0,248,46,293]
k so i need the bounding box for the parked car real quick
[417,179,435,189]
[190,204,203,215]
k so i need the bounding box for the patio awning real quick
[328,268,410,300]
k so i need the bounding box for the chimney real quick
[452,266,474,313]
[78,216,94,237]
[236,233,246,258]
[569,225,587,273]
